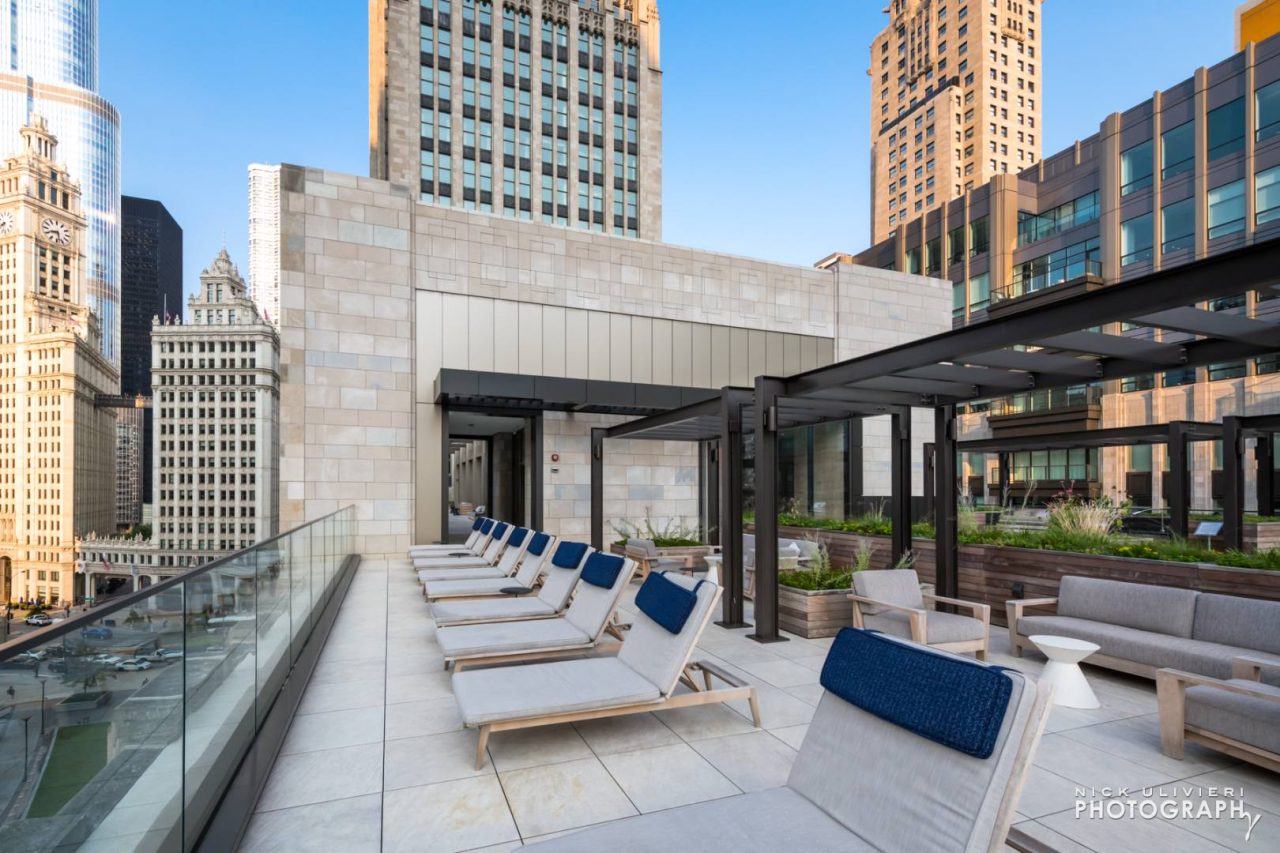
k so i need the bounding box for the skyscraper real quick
[120,196,181,522]
[0,118,117,604]
[248,163,281,329]
[369,0,662,239]
[0,0,122,369]
[869,0,1043,244]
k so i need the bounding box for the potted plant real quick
[776,538,873,639]
[609,511,714,565]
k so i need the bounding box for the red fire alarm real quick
[550,453,560,462]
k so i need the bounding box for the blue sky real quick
[100,1,1237,298]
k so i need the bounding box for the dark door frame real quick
[440,405,544,541]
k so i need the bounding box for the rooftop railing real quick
[0,506,356,851]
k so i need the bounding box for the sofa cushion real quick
[1057,576,1198,638]
[1192,593,1280,656]
[1185,679,1280,756]
[866,610,987,645]
[1017,615,1280,680]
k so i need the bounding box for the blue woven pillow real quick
[580,552,625,588]
[551,541,590,569]
[635,572,701,634]
[820,628,1013,759]
[527,532,551,556]
[480,519,495,534]
[507,527,528,547]
[470,517,485,531]
[492,522,509,540]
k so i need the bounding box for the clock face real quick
[41,217,70,246]
[0,211,12,235]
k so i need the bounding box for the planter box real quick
[609,542,715,565]
[58,691,111,713]
[778,584,850,639]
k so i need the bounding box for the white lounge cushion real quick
[418,566,507,583]
[414,554,493,569]
[425,577,532,598]
[437,618,593,658]
[453,657,661,725]
[432,598,557,625]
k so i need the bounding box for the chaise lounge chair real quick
[453,570,758,770]
[417,526,533,586]
[408,516,489,556]
[436,551,638,671]
[423,532,558,601]
[413,521,514,569]
[522,626,1052,853]
[430,540,592,627]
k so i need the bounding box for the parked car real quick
[16,649,47,661]
[25,613,52,626]
[142,648,183,663]
[1120,508,1172,536]
[114,658,152,672]
[88,654,122,666]
[81,626,113,640]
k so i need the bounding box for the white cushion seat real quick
[437,619,594,659]
[414,554,493,569]
[425,576,533,598]
[418,565,507,583]
[453,657,662,725]
[432,598,557,625]
[866,610,988,644]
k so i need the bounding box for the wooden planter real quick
[609,542,715,564]
[778,584,851,639]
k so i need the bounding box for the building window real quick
[1208,361,1246,381]
[1161,197,1195,253]
[907,246,921,274]
[1256,164,1280,226]
[952,281,965,319]
[1257,79,1280,142]
[1207,180,1245,238]
[969,271,990,312]
[1120,213,1153,266]
[969,215,989,255]
[925,236,942,274]
[1017,190,1098,246]
[1121,374,1155,393]
[1120,139,1153,196]
[947,224,965,265]
[1161,121,1195,179]
[1163,367,1197,387]
[1207,98,1245,161]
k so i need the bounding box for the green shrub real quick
[779,568,853,591]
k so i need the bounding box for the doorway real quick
[444,410,542,542]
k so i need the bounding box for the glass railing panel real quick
[288,525,313,664]
[254,544,291,729]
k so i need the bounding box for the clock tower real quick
[0,116,118,605]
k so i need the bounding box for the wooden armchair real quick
[1156,655,1280,773]
[1004,596,1059,657]
[849,569,991,659]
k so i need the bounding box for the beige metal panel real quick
[518,302,544,375]
[415,290,444,402]
[748,330,768,382]
[630,315,653,383]
[783,334,802,375]
[800,336,819,372]
[710,325,731,388]
[671,320,693,386]
[587,311,611,380]
[651,317,673,385]
[416,402,443,543]
[690,323,711,388]
[816,337,836,367]
[727,327,748,386]
[441,293,470,369]
[542,306,567,377]
[564,308,589,379]
[468,297,495,372]
[765,331,785,376]
[609,313,632,381]
[493,300,520,372]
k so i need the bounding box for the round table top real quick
[1029,634,1101,654]
[500,586,533,596]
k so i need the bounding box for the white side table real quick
[702,554,722,586]
[1029,634,1101,709]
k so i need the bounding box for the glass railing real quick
[0,506,356,851]
[993,257,1102,304]
[988,385,1102,417]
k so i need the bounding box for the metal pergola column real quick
[750,376,788,643]
[718,392,749,628]
[890,409,911,564]
[934,404,958,600]
[1259,433,1276,517]
[997,452,1011,507]
[922,442,935,522]
[1222,417,1244,551]
[590,427,606,549]
[1167,422,1190,539]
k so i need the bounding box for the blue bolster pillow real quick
[580,552,625,588]
[480,519,495,534]
[471,517,485,531]
[635,572,702,634]
[527,532,551,556]
[820,628,1013,759]
[551,541,590,569]
[492,522,509,539]
[507,527,528,547]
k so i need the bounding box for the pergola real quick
[590,239,1280,642]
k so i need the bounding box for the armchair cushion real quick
[852,570,924,615]
[865,610,987,644]
[819,628,1011,759]
[625,538,658,559]
[1185,679,1280,755]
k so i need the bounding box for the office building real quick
[120,196,182,518]
[248,163,281,329]
[115,405,144,527]
[369,0,662,239]
[151,248,280,568]
[869,0,1043,244]
[0,118,117,604]
[854,32,1280,512]
[0,0,122,369]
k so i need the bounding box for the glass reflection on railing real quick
[0,507,355,852]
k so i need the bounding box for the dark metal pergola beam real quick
[1032,330,1187,364]
[957,421,1223,453]
[1135,306,1280,346]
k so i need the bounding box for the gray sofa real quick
[1007,576,1280,682]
